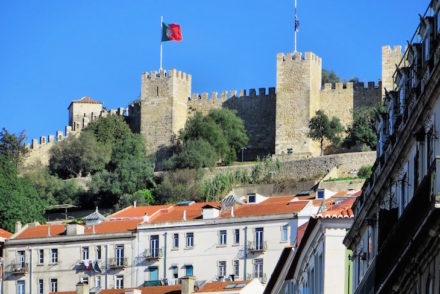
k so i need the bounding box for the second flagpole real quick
[160,16,163,71]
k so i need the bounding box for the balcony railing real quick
[108,257,128,269]
[376,169,433,290]
[247,241,267,253]
[247,273,267,283]
[143,248,163,260]
[9,262,28,274]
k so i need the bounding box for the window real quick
[287,148,293,155]
[281,225,288,242]
[367,226,373,263]
[255,228,264,250]
[80,276,89,284]
[401,173,408,214]
[150,235,159,257]
[149,266,159,281]
[96,276,101,288]
[115,275,124,289]
[96,245,102,260]
[38,279,43,294]
[233,260,239,277]
[171,266,178,279]
[414,147,420,191]
[173,233,179,249]
[39,249,44,264]
[234,229,240,245]
[51,249,58,264]
[116,245,124,266]
[50,279,58,292]
[424,35,431,62]
[186,232,194,248]
[218,261,226,277]
[248,194,256,203]
[17,281,25,294]
[254,259,263,279]
[219,230,227,246]
[318,253,323,294]
[17,250,25,266]
[185,265,193,276]
[82,246,89,260]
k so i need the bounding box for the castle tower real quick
[382,45,403,99]
[275,51,322,156]
[68,96,103,132]
[139,69,191,158]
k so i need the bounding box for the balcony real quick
[247,273,267,284]
[143,248,163,260]
[108,257,128,269]
[9,262,28,274]
[354,258,376,294]
[376,169,433,291]
[247,241,267,253]
[75,260,102,272]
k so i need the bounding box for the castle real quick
[24,46,403,166]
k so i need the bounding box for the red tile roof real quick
[109,205,172,218]
[197,280,252,292]
[71,96,102,104]
[0,228,12,239]
[317,197,356,219]
[147,202,220,224]
[297,222,308,245]
[14,218,143,240]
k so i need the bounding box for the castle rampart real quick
[382,45,403,99]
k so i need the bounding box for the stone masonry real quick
[25,47,394,166]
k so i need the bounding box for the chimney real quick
[134,201,137,208]
[183,210,187,221]
[76,282,89,294]
[47,225,51,237]
[231,206,235,218]
[124,290,141,294]
[15,221,22,233]
[181,276,195,294]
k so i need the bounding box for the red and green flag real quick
[162,22,182,42]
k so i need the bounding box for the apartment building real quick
[0,228,12,294]
[3,191,348,294]
[264,195,358,294]
[344,1,440,293]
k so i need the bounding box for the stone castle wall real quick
[382,45,403,98]
[275,52,322,157]
[188,88,277,158]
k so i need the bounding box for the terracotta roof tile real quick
[15,224,65,239]
[297,222,308,245]
[109,205,171,218]
[197,280,252,292]
[0,228,12,239]
[148,202,220,224]
[318,197,357,219]
[71,96,102,104]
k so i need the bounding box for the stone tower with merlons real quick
[275,51,322,156]
[137,69,191,159]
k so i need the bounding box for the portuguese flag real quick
[162,22,182,42]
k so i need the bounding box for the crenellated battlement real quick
[188,87,276,105]
[277,51,322,65]
[142,69,191,81]
[321,81,382,92]
[383,45,403,55]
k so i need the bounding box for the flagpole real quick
[294,0,297,53]
[160,16,163,71]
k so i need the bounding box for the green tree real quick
[154,169,204,203]
[344,106,377,150]
[49,132,111,179]
[177,109,248,167]
[0,157,46,232]
[308,110,344,156]
[0,128,28,167]
[165,139,217,170]
[322,69,340,85]
[88,134,155,207]
[84,115,132,146]
[23,163,84,205]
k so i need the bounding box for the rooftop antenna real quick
[294,0,299,53]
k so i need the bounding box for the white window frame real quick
[38,279,44,294]
[96,276,101,288]
[38,249,44,264]
[115,275,124,289]
[186,232,194,249]
[218,261,226,277]
[173,233,179,249]
[233,260,239,278]
[17,280,25,294]
[219,230,227,246]
[281,225,288,242]
[234,229,240,245]
[50,279,57,293]
[51,248,58,264]
[82,246,89,260]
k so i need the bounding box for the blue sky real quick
[0,0,428,142]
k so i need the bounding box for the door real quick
[149,267,159,281]
[17,251,25,268]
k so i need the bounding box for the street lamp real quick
[241,147,247,162]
